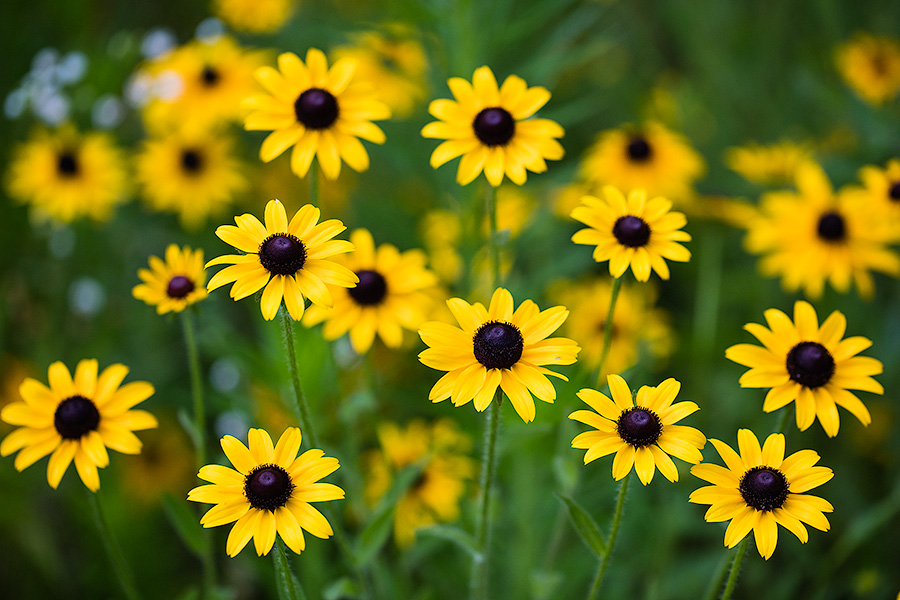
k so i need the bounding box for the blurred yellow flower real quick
[835,33,900,105]
[212,0,295,34]
[857,158,900,226]
[725,140,813,186]
[7,126,127,223]
[133,245,208,315]
[420,209,463,284]
[482,186,537,239]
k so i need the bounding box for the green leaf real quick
[557,494,606,557]
[354,462,424,566]
[177,408,201,451]
[322,577,358,600]
[162,492,209,559]
[415,524,479,557]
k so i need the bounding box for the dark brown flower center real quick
[816,211,846,242]
[348,269,387,306]
[473,107,516,146]
[201,65,220,87]
[626,136,652,162]
[888,181,900,201]
[294,88,339,130]
[180,149,203,174]
[473,321,524,369]
[616,407,662,447]
[54,395,100,440]
[244,464,294,511]
[167,275,195,299]
[739,466,788,511]
[57,151,79,177]
[612,215,651,247]
[259,234,307,276]
[785,341,835,389]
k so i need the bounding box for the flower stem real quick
[485,183,501,286]
[273,538,307,600]
[309,162,319,207]
[595,276,623,386]
[279,306,320,450]
[700,550,731,600]
[586,471,630,600]
[87,490,141,600]
[180,310,207,465]
[775,404,795,435]
[719,536,750,600]
[470,390,502,600]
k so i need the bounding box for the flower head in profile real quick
[206,199,358,321]
[1,360,157,491]
[213,0,295,34]
[579,122,705,203]
[570,374,705,485]
[7,126,127,223]
[725,300,882,437]
[725,140,813,186]
[364,419,475,546]
[690,429,833,560]
[133,244,208,314]
[303,228,439,353]
[244,48,391,180]
[421,66,564,187]
[571,186,691,281]
[744,162,900,299]
[835,32,900,105]
[188,427,344,557]
[418,288,579,423]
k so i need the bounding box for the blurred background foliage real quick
[1,0,900,599]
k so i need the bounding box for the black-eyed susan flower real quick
[7,126,127,223]
[133,244,208,314]
[570,374,705,485]
[421,65,564,187]
[0,359,157,491]
[135,127,247,229]
[579,122,705,202]
[725,300,882,438]
[744,162,900,299]
[724,140,814,186]
[858,158,900,223]
[571,186,691,281]
[364,419,475,546]
[188,427,344,557]
[206,199,358,321]
[690,429,833,560]
[212,0,295,34]
[835,33,900,105]
[302,228,439,354]
[244,48,391,180]
[418,287,579,423]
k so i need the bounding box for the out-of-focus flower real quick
[364,420,475,546]
[212,0,295,34]
[482,186,537,239]
[303,229,439,353]
[857,158,900,226]
[419,209,463,284]
[7,126,127,223]
[133,245,208,314]
[333,27,428,118]
[135,127,247,229]
[835,33,900,105]
[744,162,900,299]
[571,186,691,282]
[0,359,157,491]
[725,141,813,186]
[579,122,705,204]
[422,66,564,187]
[244,48,391,180]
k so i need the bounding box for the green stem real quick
[309,162,319,206]
[87,490,141,600]
[586,471,630,600]
[470,392,502,600]
[180,310,207,466]
[279,306,320,450]
[774,405,794,435]
[595,276,623,386]
[720,536,750,600]
[485,183,501,286]
[273,538,307,600]
[700,550,731,600]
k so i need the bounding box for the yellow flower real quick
[835,33,900,105]
[744,162,900,299]
[419,209,463,284]
[303,228,439,353]
[570,374,705,485]
[206,199,358,321]
[135,127,247,229]
[133,244,208,314]
[578,122,705,203]
[188,427,344,557]
[244,48,391,180]
[0,359,157,491]
[571,186,691,281]
[725,300,882,438]
[857,158,900,224]
[690,429,833,560]
[364,420,475,547]
[421,65,564,187]
[724,140,813,186]
[482,186,537,239]
[7,126,127,223]
[418,288,579,423]
[212,0,295,34]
